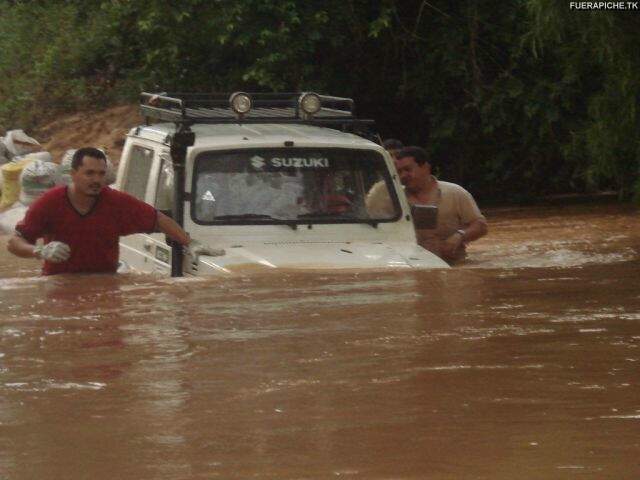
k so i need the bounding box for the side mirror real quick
[411,204,438,229]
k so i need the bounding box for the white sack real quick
[4,130,41,156]
[20,151,52,163]
[19,160,57,206]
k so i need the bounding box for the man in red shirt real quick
[7,147,204,275]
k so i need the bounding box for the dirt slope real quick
[35,104,142,165]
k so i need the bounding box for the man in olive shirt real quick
[393,146,487,263]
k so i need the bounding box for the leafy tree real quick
[0,0,637,202]
[525,0,640,199]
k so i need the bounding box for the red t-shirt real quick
[16,186,158,275]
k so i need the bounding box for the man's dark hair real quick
[397,146,430,166]
[382,138,404,151]
[71,147,107,170]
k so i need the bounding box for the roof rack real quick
[139,91,374,130]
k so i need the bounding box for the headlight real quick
[229,92,252,115]
[298,92,321,115]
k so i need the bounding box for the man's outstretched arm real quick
[156,211,191,246]
[156,211,225,259]
[7,234,39,258]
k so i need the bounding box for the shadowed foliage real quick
[0,0,638,202]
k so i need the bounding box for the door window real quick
[155,155,174,211]
[123,145,154,201]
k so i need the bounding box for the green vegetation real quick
[1,0,638,202]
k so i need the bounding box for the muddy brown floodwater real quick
[0,202,639,479]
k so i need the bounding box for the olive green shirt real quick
[414,178,485,262]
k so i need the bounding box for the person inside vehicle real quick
[364,138,404,218]
[394,146,487,264]
[7,147,212,275]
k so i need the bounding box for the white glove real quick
[34,241,71,263]
[184,239,225,261]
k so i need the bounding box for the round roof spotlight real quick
[299,92,321,116]
[229,92,252,115]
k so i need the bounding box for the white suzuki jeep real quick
[115,92,448,276]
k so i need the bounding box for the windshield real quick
[192,148,401,225]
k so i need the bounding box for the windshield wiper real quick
[214,214,298,230]
[297,212,378,228]
[297,211,337,219]
[214,214,275,220]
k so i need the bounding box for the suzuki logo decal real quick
[250,155,266,169]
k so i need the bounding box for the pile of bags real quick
[0,159,58,234]
[0,130,115,234]
[0,130,52,207]
[0,130,56,234]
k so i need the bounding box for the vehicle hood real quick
[195,241,449,274]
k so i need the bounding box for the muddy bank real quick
[30,104,142,164]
